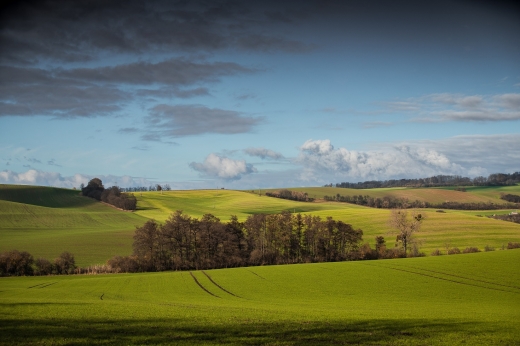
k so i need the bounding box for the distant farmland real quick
[1,184,519,266]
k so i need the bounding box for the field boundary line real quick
[189,272,220,298]
[201,271,242,298]
[361,263,519,294]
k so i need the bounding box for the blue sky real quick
[1,0,519,189]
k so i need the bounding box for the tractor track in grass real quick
[201,271,242,298]
[27,282,51,289]
[38,282,58,289]
[361,263,519,294]
[246,269,266,280]
[400,264,520,291]
[189,272,220,298]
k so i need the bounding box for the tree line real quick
[118,184,171,192]
[81,178,137,210]
[501,193,520,203]
[107,211,365,272]
[0,250,76,276]
[264,189,315,202]
[323,194,519,210]
[331,172,520,189]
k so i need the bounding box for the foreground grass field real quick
[1,250,519,345]
[2,185,520,266]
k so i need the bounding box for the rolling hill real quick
[1,184,519,266]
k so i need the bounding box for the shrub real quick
[484,245,495,252]
[507,242,520,249]
[35,257,53,275]
[462,247,480,254]
[0,250,34,276]
[447,247,461,255]
[431,249,443,256]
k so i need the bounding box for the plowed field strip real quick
[361,263,519,294]
[201,271,242,298]
[189,272,220,298]
[401,265,520,291]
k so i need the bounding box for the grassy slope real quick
[134,190,520,255]
[260,185,520,204]
[0,185,148,266]
[1,250,519,345]
[2,185,520,266]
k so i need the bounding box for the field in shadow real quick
[0,315,501,345]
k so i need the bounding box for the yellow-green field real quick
[1,185,519,266]
[259,185,520,204]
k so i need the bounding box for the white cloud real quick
[394,133,520,175]
[189,153,256,180]
[0,169,155,188]
[297,139,465,182]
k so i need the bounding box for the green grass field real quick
[1,185,520,266]
[1,249,519,345]
[0,185,148,266]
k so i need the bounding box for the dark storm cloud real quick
[137,87,210,99]
[58,59,255,85]
[1,0,518,122]
[0,0,315,65]
[0,59,253,117]
[146,104,263,137]
[0,65,126,117]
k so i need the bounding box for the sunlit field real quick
[1,250,519,345]
[1,185,519,266]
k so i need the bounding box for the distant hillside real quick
[0,184,147,266]
[260,185,520,205]
[332,172,520,189]
[1,185,520,266]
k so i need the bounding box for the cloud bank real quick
[297,139,465,182]
[0,169,155,189]
[378,93,520,123]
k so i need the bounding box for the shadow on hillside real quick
[0,316,501,345]
[0,185,106,209]
[135,206,160,211]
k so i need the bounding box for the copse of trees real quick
[265,189,315,202]
[331,172,520,189]
[0,251,76,276]
[81,178,137,210]
[500,193,520,203]
[107,211,365,273]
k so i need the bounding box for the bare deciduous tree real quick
[388,209,424,256]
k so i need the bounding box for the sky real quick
[1,0,519,189]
